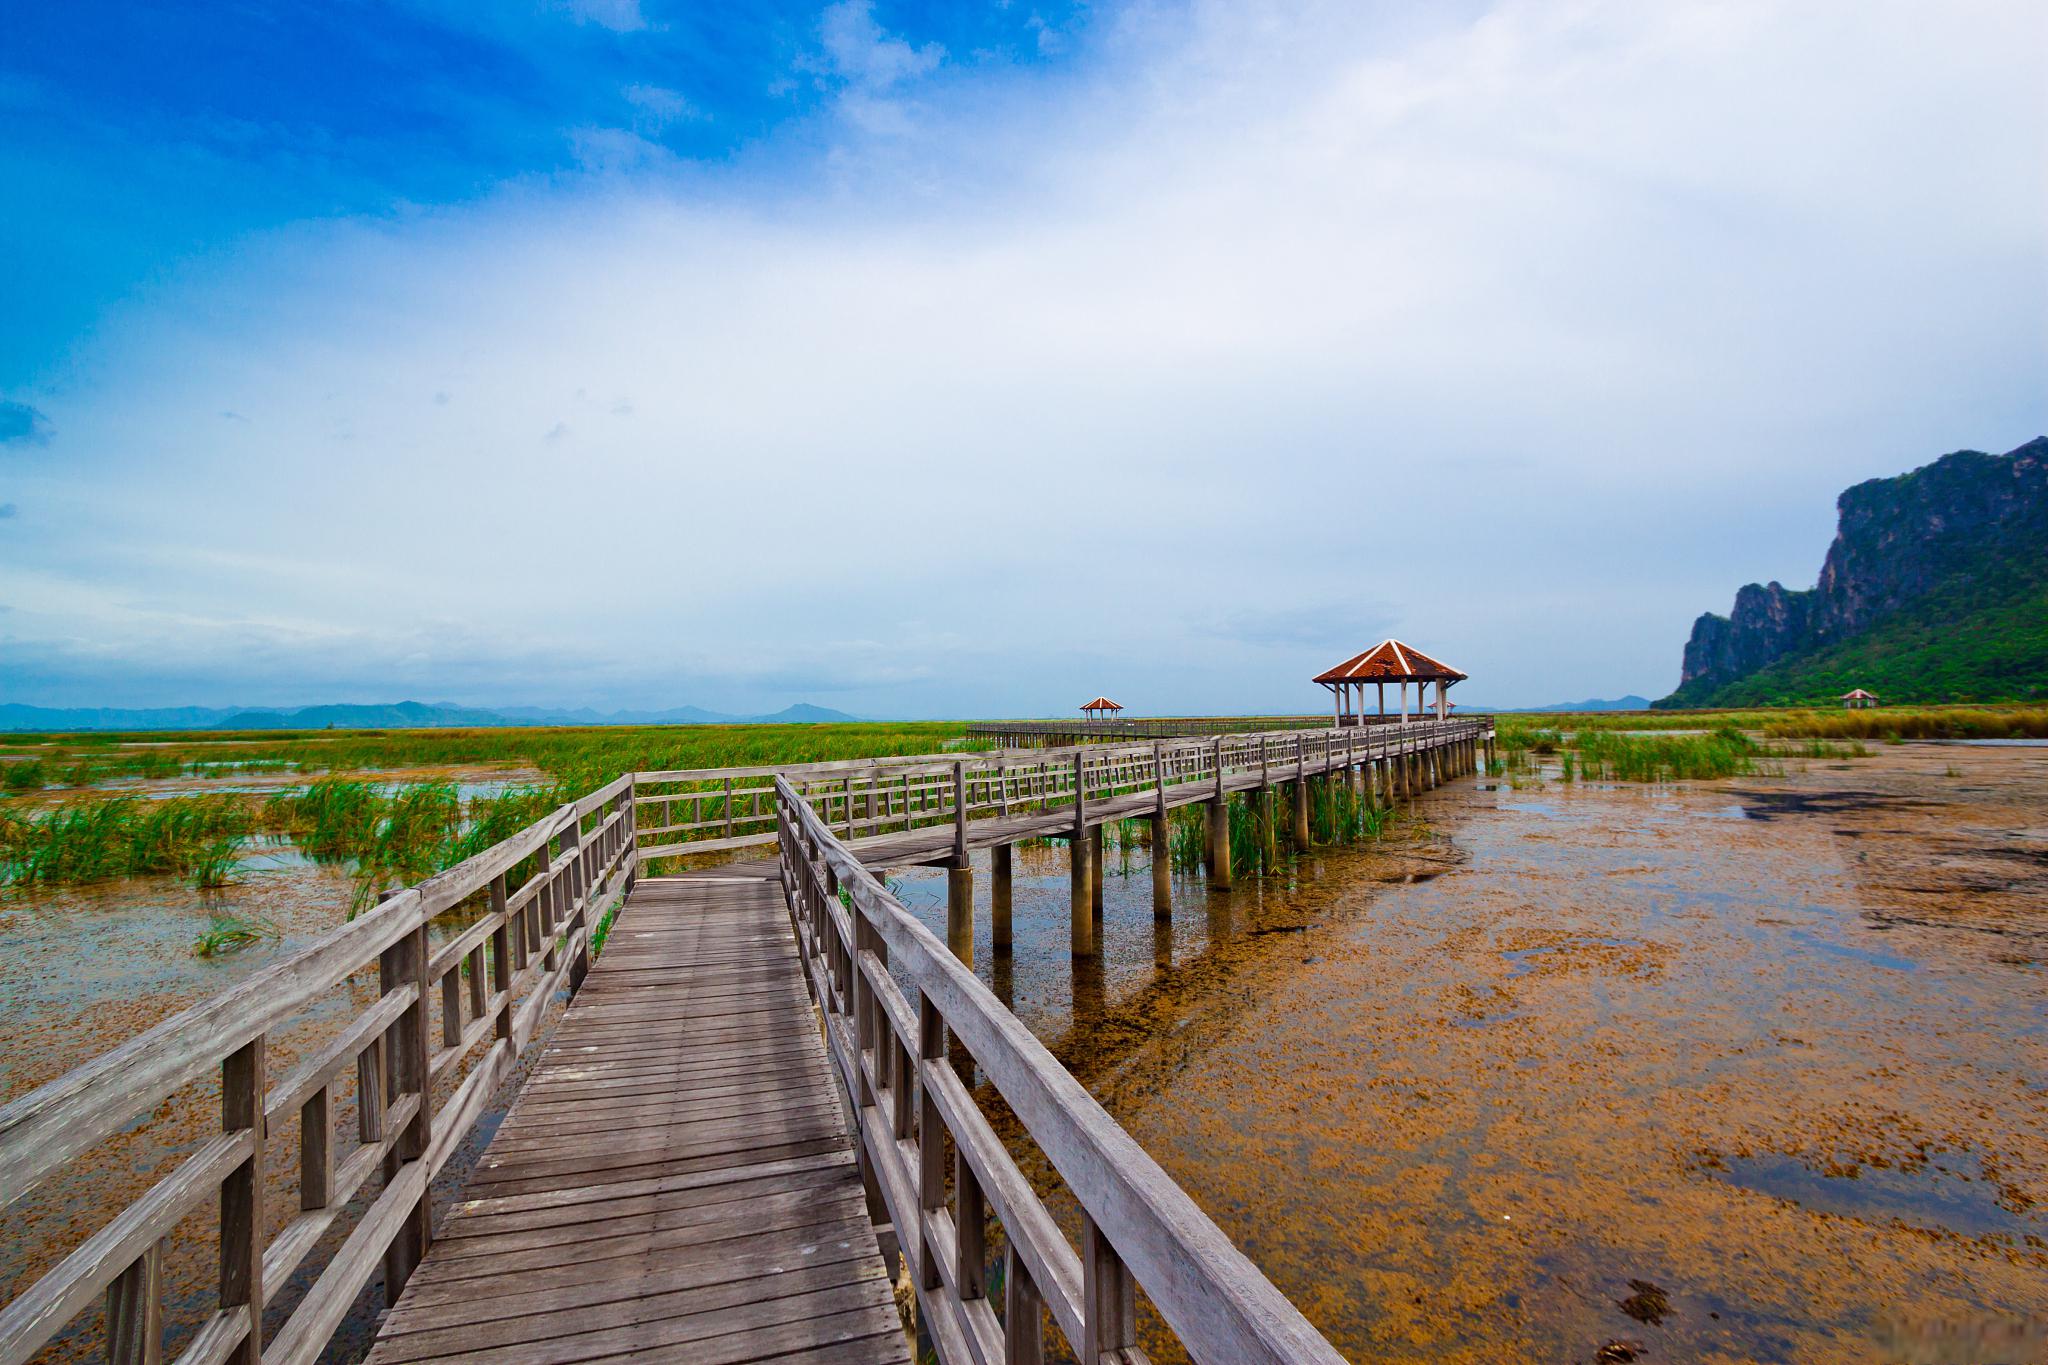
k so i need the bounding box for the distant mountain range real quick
[1458,696,1650,714]
[0,699,863,733]
[1513,695,1650,713]
[1659,437,2047,707]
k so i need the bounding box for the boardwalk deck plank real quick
[366,877,910,1365]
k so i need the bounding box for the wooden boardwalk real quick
[364,877,910,1365]
[1,723,1488,1365]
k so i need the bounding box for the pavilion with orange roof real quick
[1313,640,1467,725]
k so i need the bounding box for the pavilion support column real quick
[947,860,974,968]
[991,844,1013,951]
[1150,813,1171,918]
[1070,834,1096,957]
[1291,779,1312,849]
[1090,825,1105,916]
[1206,799,1232,890]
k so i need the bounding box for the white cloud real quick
[5,0,2043,711]
[818,0,945,88]
[556,0,645,33]
[622,83,700,129]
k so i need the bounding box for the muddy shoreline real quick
[898,742,2047,1363]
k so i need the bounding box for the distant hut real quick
[1314,640,1467,726]
[1080,697,1124,720]
[1840,688,1878,710]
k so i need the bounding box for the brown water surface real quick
[893,742,2047,1363]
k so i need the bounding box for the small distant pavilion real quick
[1080,696,1124,719]
[1314,640,1468,726]
[1841,688,1878,710]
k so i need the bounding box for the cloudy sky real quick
[3,0,2043,716]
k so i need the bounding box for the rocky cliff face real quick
[1673,437,2047,695]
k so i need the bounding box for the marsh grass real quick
[0,795,253,886]
[0,720,971,797]
[1575,726,1759,782]
[1,778,564,907]
[192,912,280,957]
[1310,777,1386,843]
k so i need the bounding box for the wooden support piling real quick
[991,842,1013,950]
[1070,833,1096,957]
[1150,812,1171,918]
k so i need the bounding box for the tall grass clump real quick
[265,779,383,860]
[1167,806,1206,873]
[1576,726,1759,782]
[0,795,252,886]
[192,913,279,957]
[1310,778,1387,843]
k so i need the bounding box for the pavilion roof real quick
[1313,639,1467,685]
[1841,688,1877,700]
[1080,697,1124,711]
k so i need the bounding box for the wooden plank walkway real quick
[365,877,911,1365]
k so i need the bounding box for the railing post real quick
[563,818,592,991]
[1004,1244,1045,1365]
[916,993,945,1296]
[381,913,431,1302]
[220,1035,264,1364]
[948,761,973,966]
[1082,1212,1137,1359]
[106,1239,164,1365]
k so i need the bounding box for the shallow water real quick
[0,824,549,1362]
[892,743,2048,1363]
[6,743,2043,1362]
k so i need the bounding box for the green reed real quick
[192,912,279,957]
[0,795,253,886]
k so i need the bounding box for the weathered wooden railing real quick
[0,778,637,1365]
[776,776,1348,1365]
[638,717,1488,866]
[965,715,1340,743]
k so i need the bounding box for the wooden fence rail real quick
[776,775,1350,1365]
[636,718,1488,867]
[0,778,638,1365]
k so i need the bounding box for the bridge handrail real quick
[641,718,1490,865]
[775,774,1350,1365]
[0,776,638,1365]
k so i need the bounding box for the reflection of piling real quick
[991,843,1013,950]
[1071,952,1107,1022]
[1205,799,1232,890]
[991,949,1014,1011]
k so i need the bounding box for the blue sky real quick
[3,1,2044,716]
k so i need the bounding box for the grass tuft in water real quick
[192,912,279,957]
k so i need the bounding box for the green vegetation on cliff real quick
[1663,569,2048,707]
[1660,438,2046,708]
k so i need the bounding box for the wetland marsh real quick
[3,717,2042,1363]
